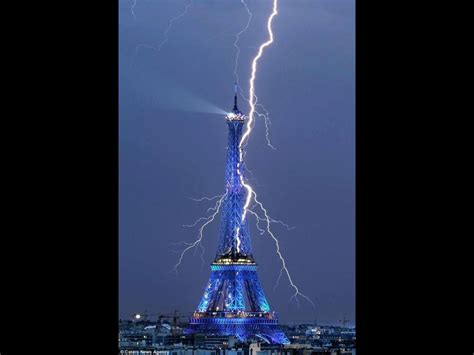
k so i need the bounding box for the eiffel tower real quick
[187,85,289,344]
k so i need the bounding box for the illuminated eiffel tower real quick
[187,86,289,344]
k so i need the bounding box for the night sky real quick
[119,0,354,326]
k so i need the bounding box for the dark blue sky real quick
[119,0,354,325]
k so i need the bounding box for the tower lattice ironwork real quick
[187,86,289,345]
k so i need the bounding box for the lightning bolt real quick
[252,193,314,308]
[156,0,193,53]
[247,209,266,235]
[232,0,275,151]
[239,0,278,153]
[173,192,227,274]
[273,267,284,291]
[132,0,193,65]
[235,0,314,309]
[131,0,137,19]
[188,194,224,203]
[233,0,253,86]
[254,102,276,150]
[248,204,295,233]
[166,0,314,311]
[182,194,225,227]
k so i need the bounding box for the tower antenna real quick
[233,83,238,112]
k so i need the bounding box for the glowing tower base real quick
[187,87,289,345]
[188,254,289,344]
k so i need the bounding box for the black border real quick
[1,0,472,354]
[1,0,118,353]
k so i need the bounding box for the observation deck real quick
[226,112,245,122]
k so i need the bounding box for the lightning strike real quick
[248,205,295,233]
[242,164,261,186]
[232,0,275,151]
[274,267,284,291]
[237,86,276,150]
[131,0,137,19]
[234,0,278,254]
[252,193,315,309]
[233,0,314,309]
[132,0,193,64]
[182,217,211,229]
[239,0,278,153]
[173,192,227,274]
[247,209,265,235]
[157,0,193,53]
[166,0,313,311]
[233,0,253,86]
[255,103,276,150]
[183,193,226,227]
[188,194,224,202]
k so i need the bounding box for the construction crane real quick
[157,310,189,337]
[132,310,190,336]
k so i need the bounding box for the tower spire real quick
[233,83,239,113]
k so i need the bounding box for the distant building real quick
[118,319,355,354]
[193,334,237,349]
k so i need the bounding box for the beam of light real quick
[152,81,228,116]
[156,0,193,53]
[173,192,227,274]
[233,0,253,86]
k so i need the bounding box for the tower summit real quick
[187,86,289,344]
[227,83,244,121]
[232,82,239,113]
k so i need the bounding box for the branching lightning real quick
[255,102,276,150]
[233,0,275,151]
[173,192,227,274]
[169,0,314,312]
[239,0,278,153]
[233,0,253,86]
[131,0,137,19]
[248,204,295,233]
[274,267,284,291]
[156,0,193,53]
[236,0,314,309]
[251,193,314,308]
[182,193,226,227]
[237,86,276,150]
[188,194,224,203]
[247,209,266,235]
[133,0,193,63]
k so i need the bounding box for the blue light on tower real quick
[187,86,289,345]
